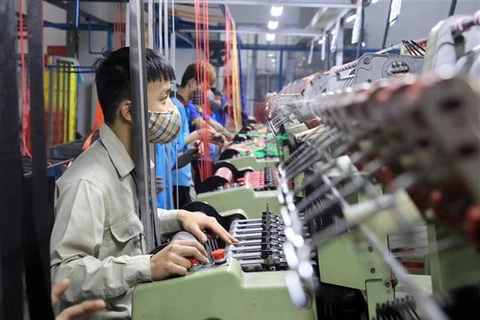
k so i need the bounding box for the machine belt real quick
[24,0,56,318]
[0,1,25,318]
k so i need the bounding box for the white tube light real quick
[371,0,379,3]
[346,14,356,23]
[270,6,283,17]
[268,20,279,30]
[266,33,276,41]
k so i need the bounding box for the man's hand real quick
[52,279,106,320]
[196,126,217,141]
[150,240,208,280]
[156,176,164,194]
[177,210,238,244]
[211,133,227,146]
[192,141,204,159]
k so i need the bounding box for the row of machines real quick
[131,12,480,320]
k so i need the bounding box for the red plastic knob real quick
[189,258,198,265]
[211,249,226,261]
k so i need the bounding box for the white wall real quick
[17,2,67,53]
[363,0,480,48]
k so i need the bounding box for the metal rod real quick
[148,0,154,49]
[61,61,67,143]
[278,50,284,92]
[171,0,176,70]
[55,59,61,145]
[48,66,54,147]
[125,2,130,46]
[163,0,169,60]
[158,0,163,55]
[66,62,71,142]
[26,0,55,316]
[130,0,155,251]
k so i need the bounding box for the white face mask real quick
[147,108,181,144]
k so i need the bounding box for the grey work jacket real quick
[50,124,181,319]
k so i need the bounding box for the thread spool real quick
[214,167,235,185]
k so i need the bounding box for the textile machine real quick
[132,13,480,320]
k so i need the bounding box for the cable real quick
[382,0,395,49]
[356,4,365,59]
[449,0,458,17]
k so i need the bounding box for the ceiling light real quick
[270,6,283,17]
[362,42,366,47]
[271,58,276,63]
[346,14,356,23]
[268,52,274,57]
[268,20,279,30]
[318,38,325,45]
[266,33,276,41]
[371,0,379,3]
[331,29,336,35]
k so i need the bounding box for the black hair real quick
[211,87,222,96]
[93,47,176,124]
[179,62,212,88]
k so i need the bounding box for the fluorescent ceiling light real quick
[318,38,325,45]
[268,52,274,57]
[371,0,379,3]
[362,42,366,47]
[270,6,283,17]
[268,20,279,30]
[271,58,276,63]
[346,14,356,23]
[266,33,276,41]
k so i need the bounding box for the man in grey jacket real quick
[50,48,237,319]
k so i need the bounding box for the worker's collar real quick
[176,93,188,106]
[99,124,135,179]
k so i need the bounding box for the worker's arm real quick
[50,180,153,303]
[209,119,234,141]
[184,131,200,145]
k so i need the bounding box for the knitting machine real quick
[132,14,480,320]
[195,162,282,218]
[219,134,281,171]
[423,12,480,76]
[131,205,318,320]
[279,72,480,320]
[326,53,424,92]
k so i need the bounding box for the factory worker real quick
[176,62,233,192]
[50,47,237,320]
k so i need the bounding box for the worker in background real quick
[50,47,237,320]
[176,61,233,193]
[221,74,250,128]
[155,88,209,210]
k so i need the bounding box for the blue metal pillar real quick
[278,50,284,92]
[107,28,113,51]
[74,0,80,28]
